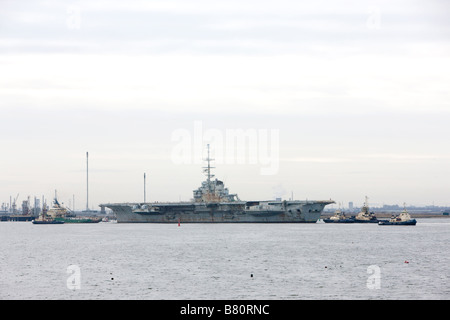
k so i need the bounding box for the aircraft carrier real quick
[102,146,334,223]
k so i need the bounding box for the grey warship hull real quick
[102,145,334,223]
[104,200,334,223]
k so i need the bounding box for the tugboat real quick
[32,217,64,224]
[32,205,64,224]
[378,204,416,226]
[48,195,101,223]
[352,196,379,223]
[323,208,354,223]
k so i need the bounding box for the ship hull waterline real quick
[32,220,65,225]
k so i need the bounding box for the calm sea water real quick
[1,219,449,300]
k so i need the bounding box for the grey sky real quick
[1,0,450,209]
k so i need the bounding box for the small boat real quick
[352,196,379,223]
[32,201,65,224]
[48,195,101,223]
[378,204,416,226]
[323,209,354,223]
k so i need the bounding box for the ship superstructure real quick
[353,196,378,223]
[102,145,334,223]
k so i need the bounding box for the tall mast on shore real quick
[86,151,89,211]
[144,172,146,203]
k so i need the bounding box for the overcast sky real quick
[1,0,450,210]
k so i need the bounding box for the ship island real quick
[102,145,335,223]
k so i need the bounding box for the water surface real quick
[1,219,448,299]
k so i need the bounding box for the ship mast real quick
[203,144,215,192]
[363,195,369,214]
